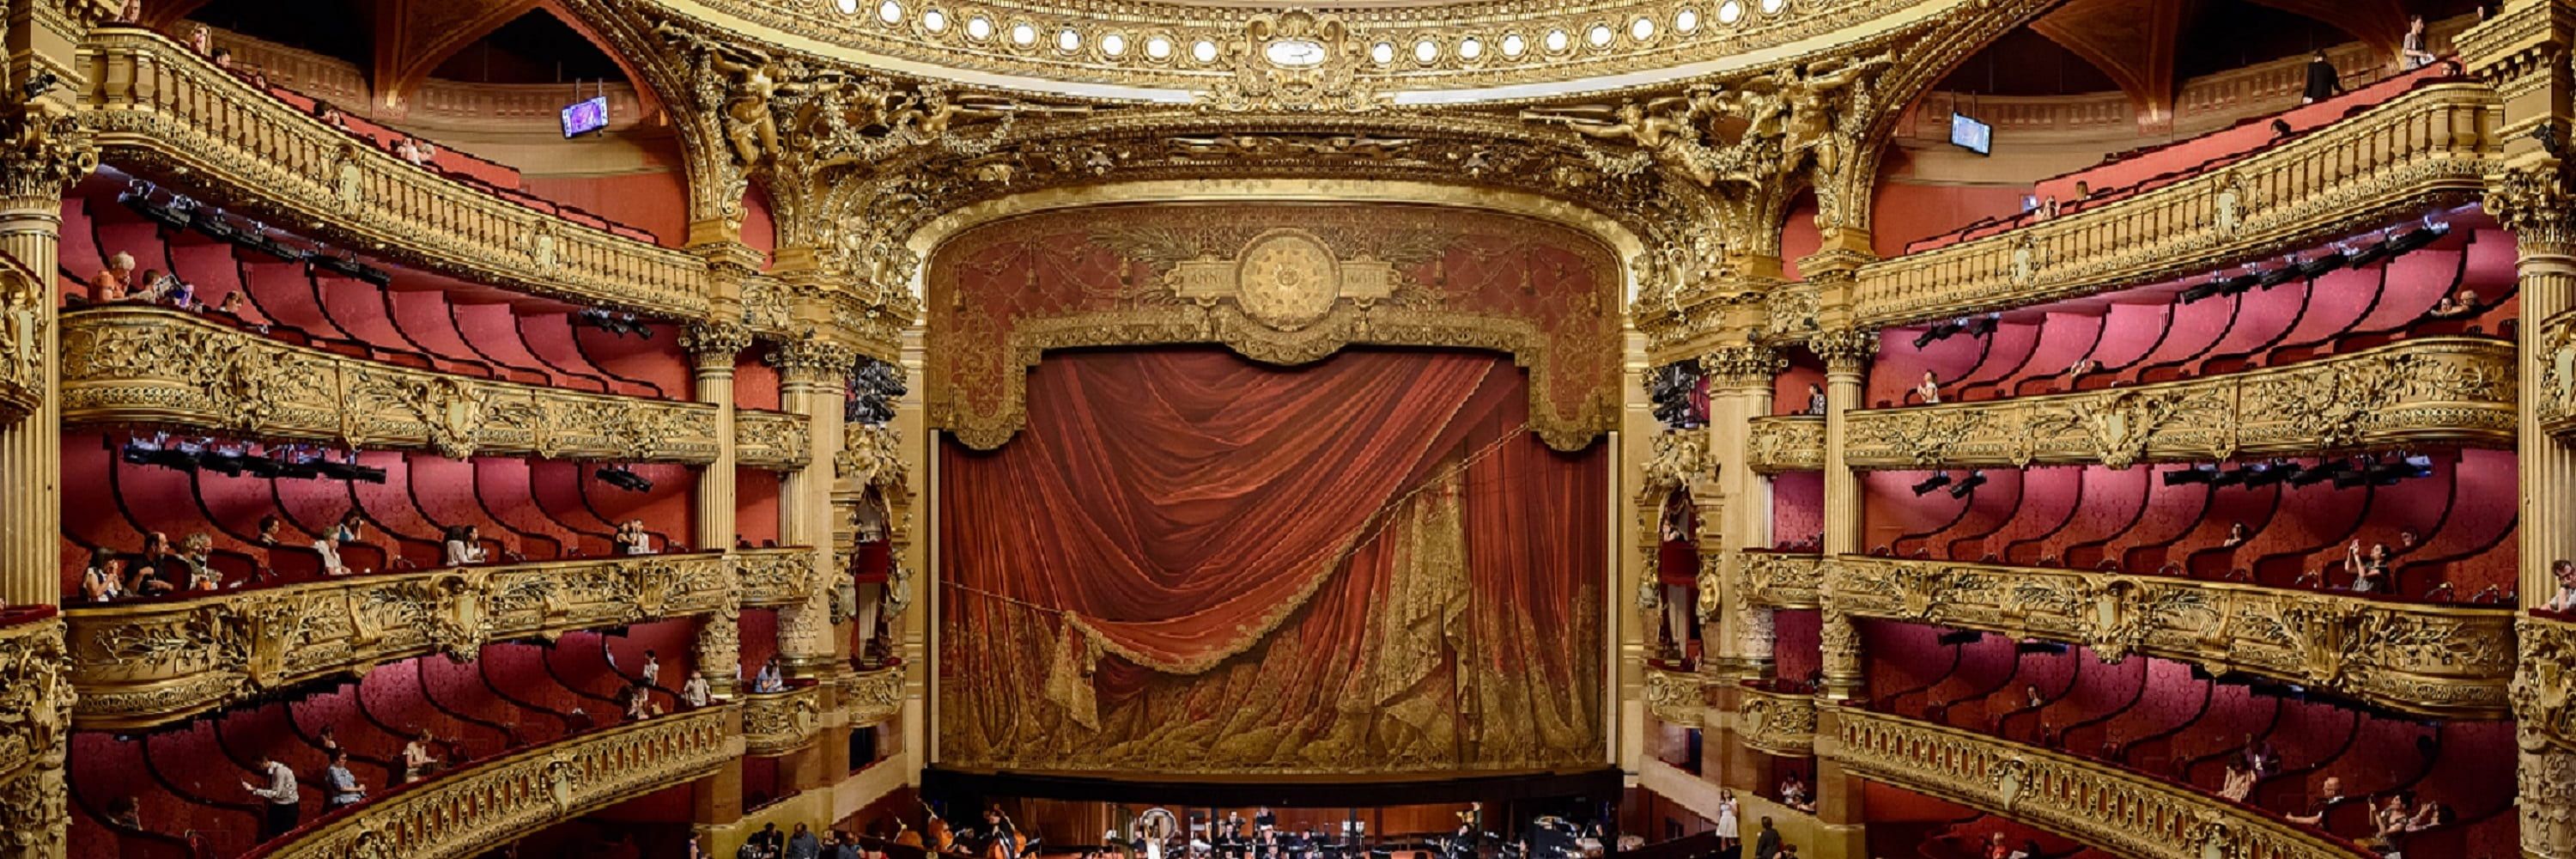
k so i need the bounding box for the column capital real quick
[682,321,756,373]
[0,107,95,210]
[1699,343,1783,388]
[2490,163,2576,256]
[768,330,857,387]
[1807,328,1879,375]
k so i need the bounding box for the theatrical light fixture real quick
[1935,630,1984,647]
[190,205,242,243]
[1910,472,1953,496]
[2295,248,2348,277]
[2163,464,2218,485]
[595,466,654,492]
[2016,640,2068,655]
[2382,221,2449,255]
[2256,264,2301,289]
[578,308,656,338]
[21,70,60,101]
[1947,470,1988,498]
[2239,460,2292,487]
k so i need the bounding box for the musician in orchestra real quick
[981,807,1021,859]
[1255,808,1276,836]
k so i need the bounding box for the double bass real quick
[979,807,1030,859]
[923,801,957,856]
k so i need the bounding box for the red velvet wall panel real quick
[1770,608,1820,685]
[1867,179,2034,259]
[735,468,782,546]
[1770,472,1824,548]
[521,168,690,247]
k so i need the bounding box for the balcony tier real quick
[1843,337,2513,470]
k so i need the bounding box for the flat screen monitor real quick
[1949,113,1992,155]
[561,95,610,138]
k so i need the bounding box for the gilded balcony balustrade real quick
[841,662,907,728]
[1853,82,2496,326]
[1731,685,1819,757]
[736,546,819,608]
[1740,551,1826,610]
[1825,556,2516,718]
[1828,708,2376,859]
[1747,414,1825,472]
[736,411,816,470]
[252,706,739,859]
[76,28,711,320]
[742,684,833,756]
[1842,337,2514,470]
[64,552,736,730]
[1643,665,1705,728]
[60,306,724,464]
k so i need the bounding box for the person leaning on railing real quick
[2545,560,2576,613]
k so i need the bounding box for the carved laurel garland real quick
[1825,557,2515,717]
[1746,415,1825,472]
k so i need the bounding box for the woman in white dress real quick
[1714,789,1741,856]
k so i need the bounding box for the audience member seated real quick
[400,729,442,783]
[321,748,366,812]
[1804,383,1826,416]
[179,532,222,592]
[2546,560,2576,612]
[126,532,181,597]
[78,547,124,603]
[2220,762,2256,802]
[443,525,488,567]
[315,512,364,576]
[104,795,143,830]
[682,669,713,709]
[617,520,657,556]
[752,656,787,693]
[1777,773,1814,813]
[88,252,134,301]
[1913,370,1941,405]
[395,136,440,168]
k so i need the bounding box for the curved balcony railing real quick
[247,706,738,859]
[841,663,906,728]
[1825,556,2514,718]
[736,410,814,470]
[76,28,711,319]
[736,546,818,608]
[0,609,64,783]
[1842,337,2513,470]
[1741,551,1826,610]
[1644,666,1704,728]
[61,306,722,464]
[64,552,734,729]
[1747,415,1825,473]
[743,684,831,756]
[1852,82,2496,326]
[1732,685,1819,757]
[1827,708,2376,859]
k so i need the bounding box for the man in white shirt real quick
[241,752,301,840]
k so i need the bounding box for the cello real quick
[924,801,957,856]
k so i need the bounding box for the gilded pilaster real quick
[1700,343,1781,680]
[686,322,755,699]
[2464,3,2576,852]
[1807,326,1874,703]
[771,329,855,679]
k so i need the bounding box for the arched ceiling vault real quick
[155,0,670,118]
[2018,0,2407,120]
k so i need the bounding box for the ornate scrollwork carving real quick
[1844,337,2514,469]
[1824,556,2514,717]
[1830,709,2375,859]
[744,685,829,755]
[735,410,814,471]
[681,322,756,369]
[769,330,860,385]
[1807,327,1878,375]
[841,665,906,728]
[838,423,908,492]
[0,620,70,789]
[2516,617,2576,753]
[1747,416,1825,473]
[1641,431,1709,497]
[1699,344,1783,388]
[0,263,50,426]
[737,547,817,608]
[1643,667,1703,727]
[1733,686,1818,757]
[0,99,98,204]
[64,554,736,729]
[1740,552,1825,609]
[60,307,724,464]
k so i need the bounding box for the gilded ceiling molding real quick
[1747,414,1823,472]
[921,198,1629,452]
[1730,685,1818,757]
[63,553,738,730]
[59,307,724,464]
[77,28,713,320]
[1826,556,2516,718]
[737,410,817,470]
[258,706,740,859]
[1850,82,2496,327]
[1827,708,2379,859]
[743,685,834,755]
[1841,336,2515,470]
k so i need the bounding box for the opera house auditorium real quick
[1,0,2572,856]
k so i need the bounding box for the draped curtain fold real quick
[939,347,1604,772]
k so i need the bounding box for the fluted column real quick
[685,323,755,699]
[1701,344,1780,680]
[1808,329,1875,702]
[770,332,854,680]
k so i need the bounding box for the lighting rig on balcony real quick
[1935,629,1984,646]
[595,465,653,492]
[1908,471,1953,496]
[578,308,656,338]
[2161,454,2435,490]
[1648,361,1705,430]
[2180,215,2454,304]
[847,356,908,426]
[1910,312,2001,349]
[118,435,385,483]
[112,179,382,277]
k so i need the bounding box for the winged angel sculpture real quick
[1519,53,1892,192]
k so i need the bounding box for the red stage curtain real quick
[940,347,1605,772]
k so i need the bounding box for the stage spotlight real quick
[2295,249,2348,277]
[2384,220,2451,254]
[2239,460,2291,487]
[1935,630,1984,647]
[2180,277,2227,304]
[2287,462,2338,486]
[2016,640,2068,655]
[2257,264,2301,289]
[1910,472,1953,496]
[1947,470,1988,498]
[1964,313,2001,337]
[190,205,241,243]
[1911,318,1966,349]
[596,466,653,492]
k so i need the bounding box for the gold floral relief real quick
[924,202,1623,453]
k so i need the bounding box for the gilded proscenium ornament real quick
[735,409,815,470]
[770,331,860,384]
[838,423,908,491]
[1747,415,1824,472]
[2535,309,2576,440]
[1644,665,1705,728]
[742,684,831,755]
[2518,615,2576,753]
[736,546,819,608]
[64,553,734,730]
[257,707,738,859]
[1731,685,1819,757]
[0,618,70,785]
[1826,556,2516,718]
[681,321,757,369]
[1842,336,2515,470]
[1850,82,2495,326]
[1828,709,2376,859]
[59,307,723,464]
[0,259,53,428]
[77,30,709,318]
[1740,551,1825,609]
